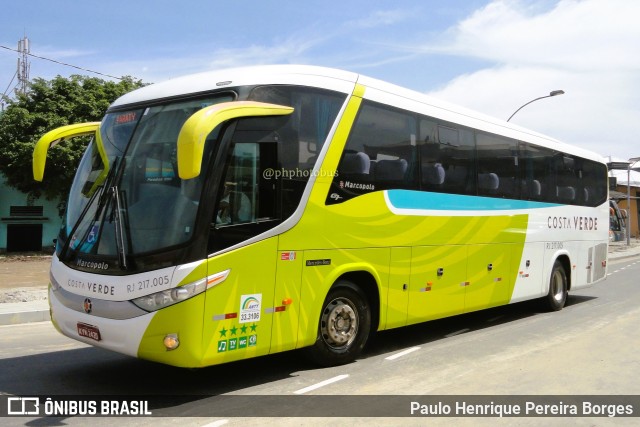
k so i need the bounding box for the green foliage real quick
[0,75,145,212]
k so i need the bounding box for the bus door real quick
[201,136,281,363]
[197,113,295,364]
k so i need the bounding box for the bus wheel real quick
[306,282,371,367]
[544,260,568,311]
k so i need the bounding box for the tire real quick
[305,281,371,367]
[543,260,568,311]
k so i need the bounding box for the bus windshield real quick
[62,95,233,262]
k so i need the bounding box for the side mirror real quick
[33,122,101,181]
[176,101,293,179]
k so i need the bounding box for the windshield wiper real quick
[59,180,102,262]
[60,156,131,270]
[60,157,120,262]
[106,155,130,270]
[110,185,129,270]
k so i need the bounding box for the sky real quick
[1,0,639,162]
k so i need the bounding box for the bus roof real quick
[110,64,604,164]
[110,65,358,108]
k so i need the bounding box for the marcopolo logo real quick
[339,181,375,191]
[76,258,109,270]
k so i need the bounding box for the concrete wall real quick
[0,173,61,253]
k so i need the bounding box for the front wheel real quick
[543,260,568,311]
[305,282,371,367]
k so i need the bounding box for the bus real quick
[33,65,609,368]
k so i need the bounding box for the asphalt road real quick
[1,257,639,426]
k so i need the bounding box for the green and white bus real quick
[33,65,609,368]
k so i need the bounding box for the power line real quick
[1,70,18,111]
[2,69,17,99]
[1,44,124,80]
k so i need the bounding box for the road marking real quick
[201,420,229,427]
[293,374,349,394]
[385,346,421,361]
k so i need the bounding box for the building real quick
[0,173,60,253]
[609,168,640,239]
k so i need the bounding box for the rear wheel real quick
[544,260,568,311]
[305,281,371,367]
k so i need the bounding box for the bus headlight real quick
[132,279,206,312]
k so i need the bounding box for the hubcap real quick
[320,297,358,349]
[551,270,565,302]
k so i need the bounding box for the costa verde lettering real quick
[87,282,115,296]
[547,216,598,230]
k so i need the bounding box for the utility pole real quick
[16,35,31,96]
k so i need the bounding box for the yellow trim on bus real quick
[176,101,294,179]
[33,122,101,181]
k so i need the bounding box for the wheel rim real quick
[320,297,359,349]
[551,269,565,302]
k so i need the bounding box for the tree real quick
[0,75,145,212]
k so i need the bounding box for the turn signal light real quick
[163,334,180,351]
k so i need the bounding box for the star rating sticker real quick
[250,323,257,332]
[240,324,248,334]
[230,326,238,336]
[219,327,227,337]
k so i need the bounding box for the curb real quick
[608,251,640,261]
[609,254,640,261]
[0,302,49,326]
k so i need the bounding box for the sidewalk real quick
[1,241,640,326]
[607,239,640,260]
[0,300,50,325]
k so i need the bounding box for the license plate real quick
[77,322,102,341]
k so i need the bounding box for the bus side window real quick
[581,160,607,207]
[208,114,301,253]
[328,101,417,204]
[215,143,258,226]
[476,132,518,198]
[209,138,276,253]
[520,142,554,202]
[419,137,445,191]
[249,85,347,213]
[421,119,476,196]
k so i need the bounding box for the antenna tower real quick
[16,36,31,96]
